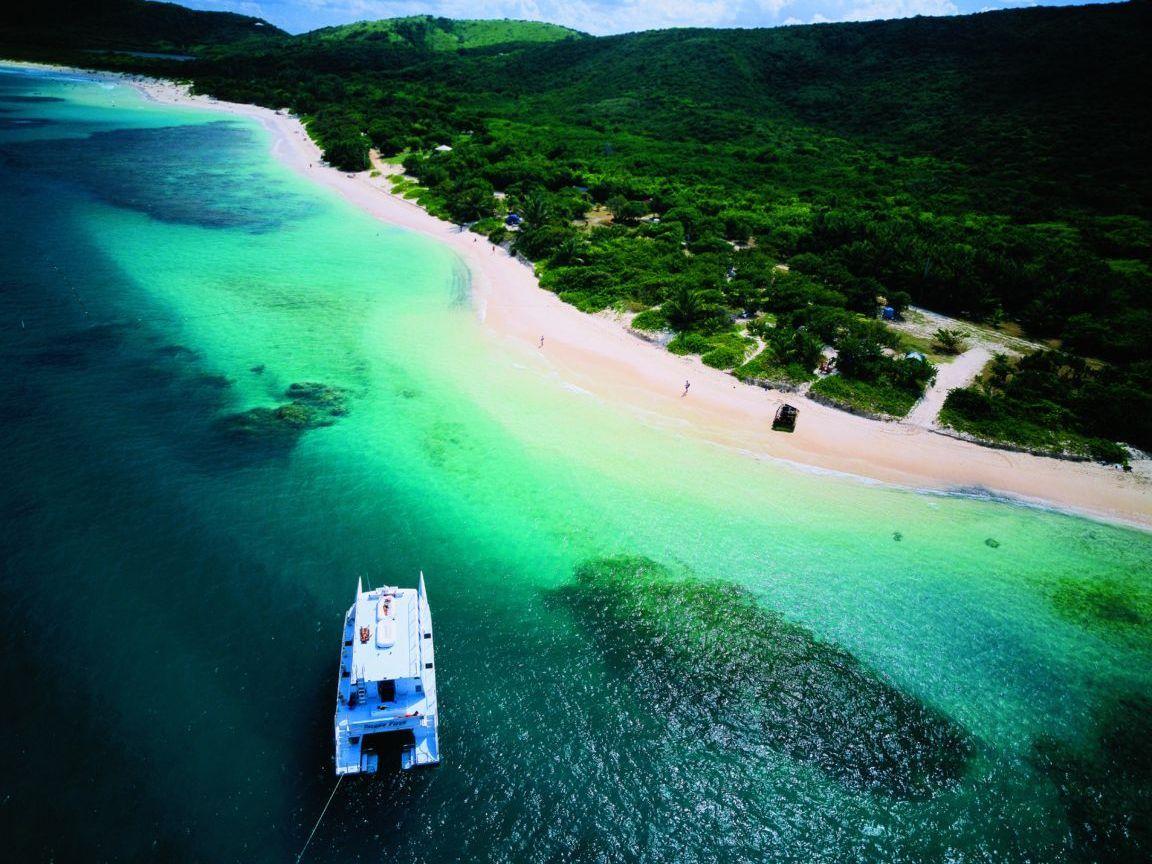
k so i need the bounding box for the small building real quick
[881,306,896,321]
[773,403,799,432]
[905,351,926,363]
[505,213,523,226]
[433,144,453,153]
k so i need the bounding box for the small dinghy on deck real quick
[334,574,440,774]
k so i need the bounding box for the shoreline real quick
[8,60,1152,531]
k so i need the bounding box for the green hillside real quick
[0,0,284,52]
[304,16,584,51]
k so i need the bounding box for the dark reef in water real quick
[1,123,310,232]
[553,556,973,799]
[1055,578,1152,654]
[1051,578,1149,643]
[216,382,349,450]
[195,373,232,390]
[1032,694,1151,863]
[156,344,199,360]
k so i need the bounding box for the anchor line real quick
[295,773,344,864]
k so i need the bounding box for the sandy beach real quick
[13,62,1147,529]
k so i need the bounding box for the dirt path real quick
[893,306,1046,356]
[904,347,993,428]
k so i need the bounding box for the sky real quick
[180,0,1117,35]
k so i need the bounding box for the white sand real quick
[22,62,1149,529]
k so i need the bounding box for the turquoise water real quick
[1,66,1149,863]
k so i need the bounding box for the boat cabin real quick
[334,576,440,774]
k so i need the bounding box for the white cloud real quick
[834,0,959,22]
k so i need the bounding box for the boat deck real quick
[334,579,439,774]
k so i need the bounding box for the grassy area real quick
[897,332,951,364]
[734,349,816,387]
[810,375,920,419]
[666,331,755,370]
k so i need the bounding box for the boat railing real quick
[407,595,419,678]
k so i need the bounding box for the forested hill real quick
[0,0,284,51]
[484,5,1151,216]
[303,17,585,51]
[3,2,1151,459]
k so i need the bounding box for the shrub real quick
[668,332,713,355]
[631,308,669,331]
[810,375,919,418]
[933,328,967,355]
[702,345,746,369]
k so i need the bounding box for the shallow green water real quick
[1,66,1149,863]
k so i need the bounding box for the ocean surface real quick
[1,65,1149,864]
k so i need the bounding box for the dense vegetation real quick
[2,2,1150,453]
[302,16,583,51]
[940,352,1149,463]
[0,0,284,51]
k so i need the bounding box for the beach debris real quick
[554,556,973,799]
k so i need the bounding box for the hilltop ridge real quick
[302,16,585,51]
[0,0,284,51]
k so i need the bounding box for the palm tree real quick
[663,286,707,332]
[519,193,553,228]
[933,328,967,355]
[552,235,588,266]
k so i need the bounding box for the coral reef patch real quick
[552,556,974,799]
[216,382,350,450]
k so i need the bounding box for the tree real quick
[445,179,495,223]
[518,193,553,228]
[888,290,913,318]
[835,335,885,381]
[322,137,369,172]
[551,235,588,266]
[663,286,710,332]
[933,328,967,355]
[607,195,647,225]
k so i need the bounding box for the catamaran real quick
[333,574,440,774]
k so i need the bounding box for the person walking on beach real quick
[539,335,545,349]
[682,380,690,397]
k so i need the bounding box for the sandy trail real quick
[905,347,992,428]
[16,63,1144,530]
